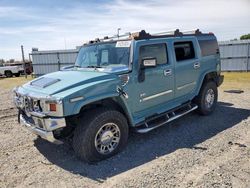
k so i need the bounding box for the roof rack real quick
[131,29,207,40]
[86,32,132,44]
[85,29,213,44]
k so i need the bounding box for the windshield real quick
[75,41,131,73]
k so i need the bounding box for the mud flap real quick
[18,109,21,123]
[216,75,224,86]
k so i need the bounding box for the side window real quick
[174,41,195,61]
[198,39,219,56]
[88,52,97,65]
[101,49,109,63]
[139,43,168,65]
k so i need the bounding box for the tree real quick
[0,59,5,67]
[0,59,5,64]
[240,33,250,40]
[9,59,15,63]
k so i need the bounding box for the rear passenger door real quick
[173,39,200,98]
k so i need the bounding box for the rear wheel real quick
[72,108,128,163]
[195,81,218,115]
[14,73,20,77]
[5,71,13,78]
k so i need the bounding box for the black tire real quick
[73,108,128,163]
[195,81,218,115]
[14,73,20,77]
[5,71,13,78]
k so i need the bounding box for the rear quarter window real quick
[198,39,219,56]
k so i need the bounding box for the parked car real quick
[0,64,24,77]
[13,29,223,163]
[5,62,33,75]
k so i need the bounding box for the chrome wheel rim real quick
[95,123,120,155]
[205,89,215,108]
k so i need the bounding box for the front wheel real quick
[195,81,218,115]
[5,71,13,78]
[72,108,128,163]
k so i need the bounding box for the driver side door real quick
[131,41,174,119]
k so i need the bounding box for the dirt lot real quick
[0,73,250,188]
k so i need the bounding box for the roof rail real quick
[182,29,202,35]
[85,29,212,44]
[131,29,205,40]
[152,29,183,36]
[86,32,132,44]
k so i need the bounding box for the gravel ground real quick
[0,85,249,188]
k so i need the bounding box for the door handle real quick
[164,69,172,76]
[194,62,200,69]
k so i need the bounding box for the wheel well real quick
[80,98,127,116]
[61,98,131,139]
[203,72,217,85]
[62,98,130,139]
[4,70,12,74]
[194,71,218,100]
[73,98,130,125]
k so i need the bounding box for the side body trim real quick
[177,81,196,90]
[140,90,173,102]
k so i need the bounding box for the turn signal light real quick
[49,103,57,111]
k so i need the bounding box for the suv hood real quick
[22,70,118,95]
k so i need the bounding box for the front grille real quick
[15,94,42,114]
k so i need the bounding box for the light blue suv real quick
[13,29,224,162]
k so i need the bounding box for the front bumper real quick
[19,113,66,144]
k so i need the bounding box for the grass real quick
[0,76,33,90]
[221,72,250,90]
[0,72,249,90]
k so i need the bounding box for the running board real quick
[135,104,198,133]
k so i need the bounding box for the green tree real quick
[240,33,250,40]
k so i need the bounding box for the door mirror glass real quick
[142,58,157,68]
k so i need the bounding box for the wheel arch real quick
[4,70,12,74]
[195,71,218,96]
[76,96,133,127]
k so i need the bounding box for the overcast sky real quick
[0,0,250,60]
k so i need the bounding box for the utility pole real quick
[21,45,27,78]
[247,42,250,72]
[117,28,121,39]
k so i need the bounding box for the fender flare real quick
[195,71,218,96]
[72,92,134,126]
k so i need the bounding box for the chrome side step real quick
[135,104,198,133]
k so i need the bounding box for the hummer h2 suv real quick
[13,29,224,162]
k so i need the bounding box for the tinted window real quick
[139,43,167,65]
[174,41,195,61]
[198,39,219,56]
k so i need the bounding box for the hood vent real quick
[30,77,60,88]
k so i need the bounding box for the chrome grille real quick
[15,94,41,115]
